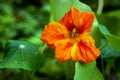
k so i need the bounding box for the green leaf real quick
[98,24,110,34]
[74,61,104,80]
[40,58,63,75]
[99,39,120,58]
[62,60,75,80]
[0,40,43,71]
[97,15,120,36]
[90,23,103,47]
[106,10,120,19]
[50,0,92,22]
[101,46,120,58]
[104,34,120,52]
[99,25,120,52]
[41,45,54,58]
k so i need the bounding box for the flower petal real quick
[71,8,94,33]
[54,39,72,62]
[41,22,69,48]
[60,9,73,30]
[79,12,94,33]
[71,43,86,62]
[60,8,94,33]
[77,35,100,63]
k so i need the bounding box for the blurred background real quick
[0,0,120,80]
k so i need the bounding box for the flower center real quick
[71,28,78,37]
[70,28,80,43]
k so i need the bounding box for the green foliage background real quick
[0,0,120,80]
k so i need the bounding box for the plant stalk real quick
[97,0,104,15]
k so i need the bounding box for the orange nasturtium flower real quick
[41,8,100,63]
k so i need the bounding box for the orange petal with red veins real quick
[60,9,73,30]
[71,8,94,33]
[60,8,94,33]
[77,35,100,63]
[71,43,86,62]
[79,12,94,33]
[41,22,69,48]
[54,39,72,62]
[71,8,83,29]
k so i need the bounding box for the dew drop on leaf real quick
[19,44,25,48]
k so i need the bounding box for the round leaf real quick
[0,40,43,71]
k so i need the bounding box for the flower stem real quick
[101,57,105,75]
[105,64,111,75]
[97,0,104,15]
[30,71,36,80]
[21,69,26,80]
